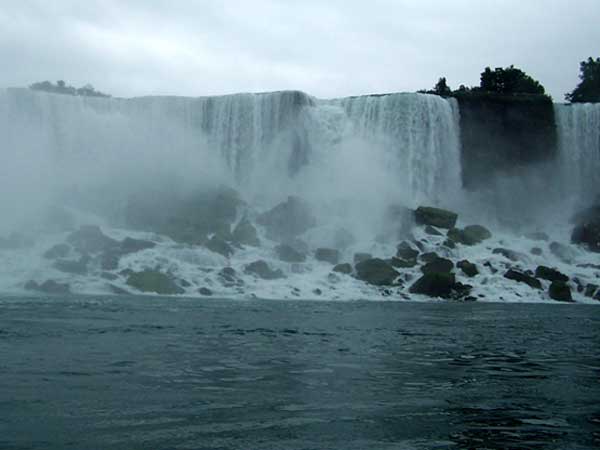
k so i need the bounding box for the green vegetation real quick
[29,80,110,98]
[565,57,600,103]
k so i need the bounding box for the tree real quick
[479,65,545,95]
[418,77,452,97]
[565,57,600,103]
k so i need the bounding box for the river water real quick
[1,296,599,449]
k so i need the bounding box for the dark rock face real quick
[549,281,573,302]
[414,206,458,229]
[333,263,352,274]
[257,196,316,241]
[353,253,372,264]
[244,260,285,280]
[448,225,492,246]
[571,206,600,252]
[275,244,306,263]
[315,248,339,265]
[421,258,453,274]
[458,260,479,277]
[504,269,542,290]
[126,271,185,295]
[396,241,419,260]
[206,236,234,258]
[232,218,260,247]
[43,243,70,259]
[67,225,119,254]
[409,273,456,298]
[355,258,399,286]
[25,280,70,294]
[455,93,557,189]
[535,266,569,283]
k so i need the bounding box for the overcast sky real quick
[1,0,599,100]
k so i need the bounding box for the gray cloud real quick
[1,0,599,100]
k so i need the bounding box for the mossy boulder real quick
[457,260,479,277]
[414,206,457,229]
[447,225,491,246]
[126,270,185,295]
[275,244,306,263]
[315,248,340,265]
[355,258,399,286]
[232,218,260,247]
[535,266,568,283]
[257,196,316,241]
[549,281,573,302]
[409,273,456,298]
[396,241,419,260]
[244,260,285,280]
[419,252,439,264]
[504,269,542,290]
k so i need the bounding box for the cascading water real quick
[555,102,600,205]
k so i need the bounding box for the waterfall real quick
[555,102,600,204]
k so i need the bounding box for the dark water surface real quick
[0,296,599,450]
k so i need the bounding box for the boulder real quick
[333,263,353,274]
[396,241,419,260]
[457,260,479,277]
[504,269,542,290]
[447,225,491,246]
[531,247,543,256]
[198,287,213,296]
[43,243,71,259]
[257,196,316,241]
[67,225,119,254]
[409,273,456,298]
[126,270,184,295]
[218,267,244,287]
[355,258,399,286]
[549,242,576,263]
[584,283,598,298]
[424,225,443,236]
[315,248,339,265]
[206,236,234,258]
[244,260,285,280]
[549,281,573,302]
[24,279,70,295]
[535,266,569,283]
[275,244,306,263]
[420,252,439,264]
[232,218,260,247]
[389,257,418,269]
[414,206,458,229]
[443,239,456,249]
[421,257,453,274]
[353,253,372,264]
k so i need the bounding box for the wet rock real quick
[421,257,453,274]
[484,261,497,274]
[549,281,573,302]
[219,267,244,287]
[54,255,90,275]
[257,196,316,241]
[584,283,598,298]
[25,279,70,295]
[443,239,456,249]
[67,225,119,254]
[409,273,456,298]
[396,241,419,260]
[525,231,550,241]
[315,248,339,265]
[244,260,285,280]
[353,253,372,264]
[198,287,213,296]
[313,288,322,296]
[535,266,569,283]
[389,257,418,269]
[275,244,306,263]
[493,248,525,262]
[355,258,399,286]
[108,284,130,295]
[43,243,71,259]
[458,260,479,277]
[120,237,156,254]
[448,225,492,246]
[232,218,260,247]
[531,247,543,256]
[206,236,234,258]
[126,270,184,295]
[504,269,542,290]
[420,252,439,264]
[424,225,443,236]
[549,241,575,263]
[333,263,352,274]
[571,204,600,252]
[414,206,458,229]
